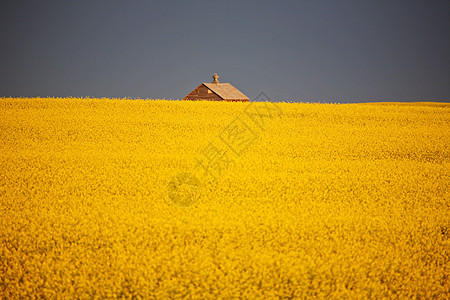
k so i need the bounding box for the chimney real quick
[212,73,219,84]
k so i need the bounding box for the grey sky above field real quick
[0,0,449,102]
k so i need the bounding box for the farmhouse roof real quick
[182,73,250,101]
[202,82,250,101]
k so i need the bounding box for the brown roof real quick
[202,83,250,101]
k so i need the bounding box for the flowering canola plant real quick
[0,97,449,298]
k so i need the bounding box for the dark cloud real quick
[1,0,448,102]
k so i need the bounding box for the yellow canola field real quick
[0,97,449,298]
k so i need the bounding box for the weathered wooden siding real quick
[183,84,222,101]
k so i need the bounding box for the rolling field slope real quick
[1,97,449,298]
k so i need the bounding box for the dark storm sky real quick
[1,0,449,102]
